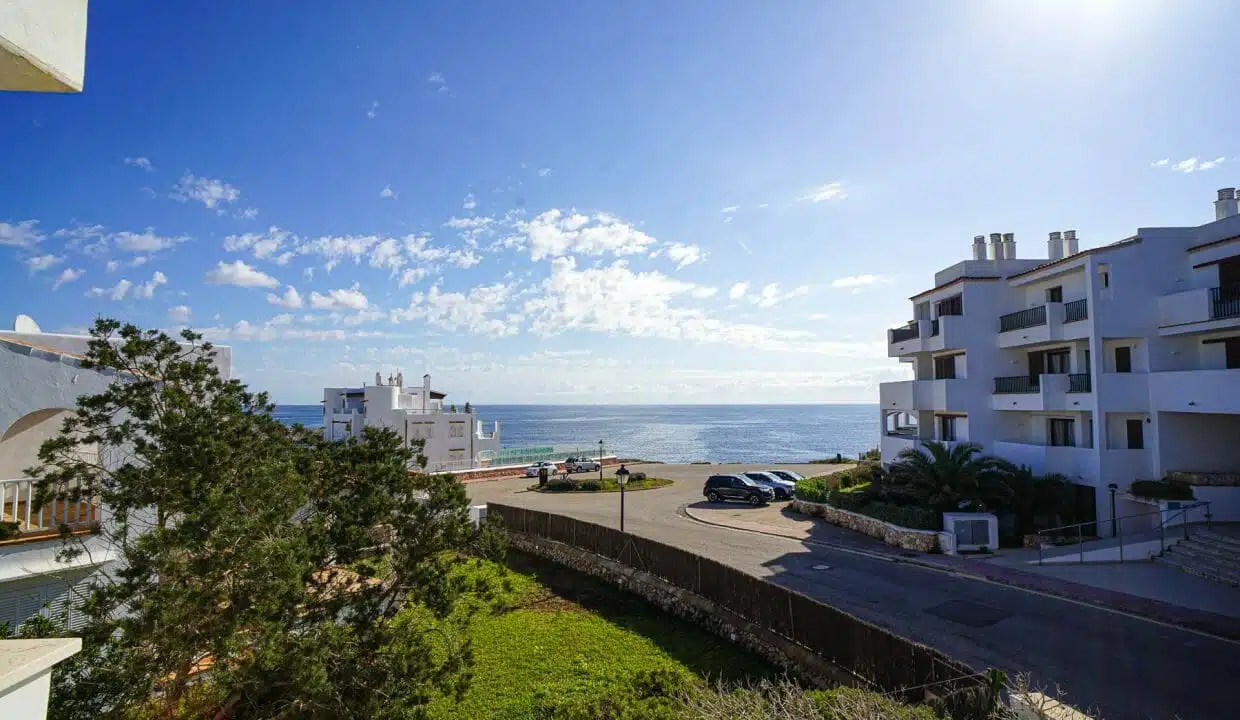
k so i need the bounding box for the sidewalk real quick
[684,502,1240,642]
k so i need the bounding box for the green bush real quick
[545,479,577,492]
[794,476,835,503]
[577,480,602,491]
[1130,480,1195,501]
[858,447,882,462]
[857,501,941,531]
[631,471,648,481]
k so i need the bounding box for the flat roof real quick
[1186,233,1240,254]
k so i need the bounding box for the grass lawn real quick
[529,476,675,493]
[428,551,775,719]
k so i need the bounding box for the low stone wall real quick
[416,456,622,483]
[505,531,858,689]
[790,499,941,553]
[1167,470,1240,487]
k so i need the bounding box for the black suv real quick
[703,475,774,506]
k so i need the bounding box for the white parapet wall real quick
[0,639,81,719]
[0,0,88,92]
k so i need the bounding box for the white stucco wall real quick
[0,0,88,92]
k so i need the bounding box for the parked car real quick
[524,461,557,478]
[703,475,775,505]
[742,471,795,500]
[564,457,601,473]
[766,469,805,484]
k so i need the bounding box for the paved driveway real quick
[468,464,1237,719]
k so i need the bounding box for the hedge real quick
[856,501,941,531]
[1130,479,1194,501]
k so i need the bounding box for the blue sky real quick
[2,0,1238,404]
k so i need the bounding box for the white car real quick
[766,469,805,483]
[564,457,601,473]
[524,461,557,478]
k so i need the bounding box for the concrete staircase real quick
[1156,531,1240,587]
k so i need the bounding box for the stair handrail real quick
[1036,500,1212,566]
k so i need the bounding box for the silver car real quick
[524,461,557,478]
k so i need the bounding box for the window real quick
[1227,339,1240,370]
[449,423,465,438]
[933,355,957,380]
[1126,419,1144,450]
[1045,349,1070,374]
[1046,286,1063,303]
[1099,265,1111,289]
[935,294,963,317]
[938,415,958,442]
[1048,418,1075,447]
[1115,346,1132,373]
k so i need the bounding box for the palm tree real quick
[890,441,1014,512]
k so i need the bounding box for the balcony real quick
[1158,285,1240,335]
[997,301,1090,348]
[880,379,967,412]
[887,315,965,356]
[0,478,100,545]
[992,441,1095,479]
[890,323,919,343]
[1095,372,1150,411]
[991,373,1093,412]
[1149,369,1240,413]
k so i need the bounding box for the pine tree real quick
[29,319,498,719]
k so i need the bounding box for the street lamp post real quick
[615,465,630,533]
[598,439,604,482]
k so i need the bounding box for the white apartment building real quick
[323,373,501,472]
[1,0,88,93]
[880,189,1240,525]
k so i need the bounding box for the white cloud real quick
[168,305,191,323]
[267,285,303,308]
[171,172,242,209]
[720,205,740,213]
[751,283,809,308]
[427,71,449,93]
[538,168,552,177]
[105,260,119,273]
[690,287,718,299]
[225,226,292,260]
[809,312,830,320]
[665,243,704,269]
[237,207,260,220]
[124,156,155,171]
[830,274,892,293]
[309,284,369,310]
[131,256,149,267]
[797,182,848,203]
[1150,158,1170,168]
[447,248,482,268]
[380,185,397,199]
[52,268,84,290]
[88,279,133,301]
[0,220,43,247]
[393,283,517,337]
[366,100,379,119]
[516,209,657,260]
[112,229,187,253]
[758,203,769,209]
[462,192,477,210]
[723,216,733,224]
[728,282,749,300]
[26,254,63,272]
[133,271,168,300]
[1154,156,1227,173]
[398,268,428,287]
[53,223,107,254]
[205,260,279,288]
[199,319,396,344]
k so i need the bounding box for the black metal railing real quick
[999,305,1047,333]
[1068,373,1091,393]
[935,295,963,317]
[994,375,1039,394]
[1064,299,1088,323]
[1210,285,1240,320]
[890,323,919,343]
[929,318,940,336]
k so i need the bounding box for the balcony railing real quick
[999,305,1047,333]
[890,323,919,343]
[1068,373,1091,393]
[929,319,940,337]
[1,478,101,542]
[1210,285,1240,320]
[1064,299,1088,323]
[994,375,1039,394]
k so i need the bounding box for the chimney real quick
[1215,188,1238,221]
[972,235,987,261]
[1002,232,1016,260]
[1048,231,1064,261]
[422,373,430,413]
[989,232,1004,260]
[1064,230,1079,256]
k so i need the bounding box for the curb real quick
[681,505,1240,644]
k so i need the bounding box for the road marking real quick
[676,504,1240,646]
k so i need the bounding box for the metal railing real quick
[1210,285,1240,320]
[1,478,101,539]
[999,305,1047,332]
[1067,373,1091,393]
[994,375,1039,394]
[1036,501,1213,565]
[929,318,940,337]
[890,323,919,343]
[1064,299,1088,323]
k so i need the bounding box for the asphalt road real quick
[468,463,1235,719]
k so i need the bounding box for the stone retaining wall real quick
[414,456,623,484]
[505,531,858,689]
[790,499,941,553]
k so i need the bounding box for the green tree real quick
[889,441,1014,513]
[1006,465,1072,537]
[29,319,499,719]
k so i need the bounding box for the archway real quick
[0,408,101,538]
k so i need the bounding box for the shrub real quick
[859,501,941,531]
[631,471,648,481]
[859,447,882,462]
[577,480,602,491]
[1130,479,1194,501]
[545,479,577,492]
[794,476,835,503]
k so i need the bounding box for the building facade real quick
[880,190,1240,524]
[0,0,88,93]
[323,373,501,472]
